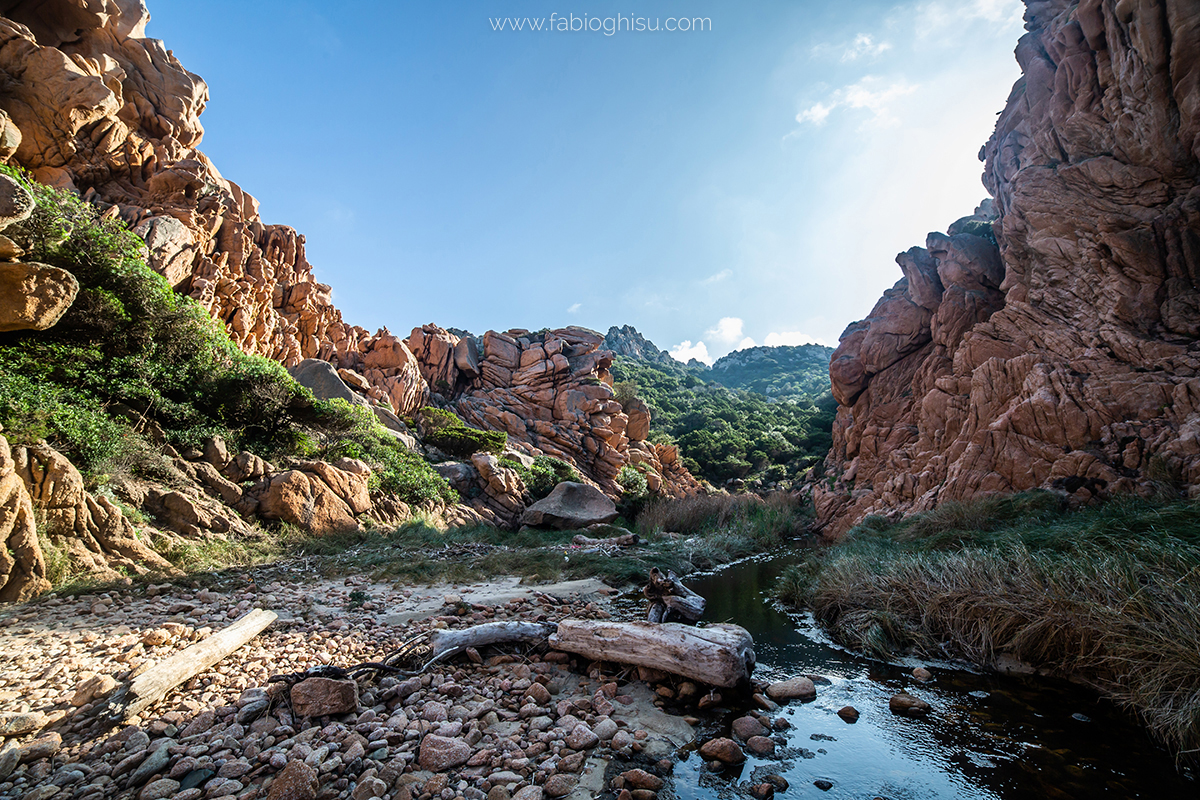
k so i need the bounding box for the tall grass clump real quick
[775,490,1200,760]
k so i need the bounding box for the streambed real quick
[658,556,1195,799]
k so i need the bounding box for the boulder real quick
[290,677,359,717]
[0,262,78,333]
[697,737,744,765]
[889,693,931,717]
[765,676,816,702]
[257,470,359,535]
[287,359,366,407]
[265,759,318,800]
[624,397,651,442]
[134,215,195,287]
[417,735,471,772]
[520,482,618,529]
[0,173,33,228]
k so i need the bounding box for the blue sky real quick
[150,0,1025,363]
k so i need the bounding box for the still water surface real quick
[651,555,1195,800]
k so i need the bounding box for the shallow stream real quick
[652,555,1196,799]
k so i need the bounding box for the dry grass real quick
[775,492,1200,760]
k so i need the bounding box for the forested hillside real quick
[607,335,836,490]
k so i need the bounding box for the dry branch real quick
[644,567,705,623]
[571,532,639,547]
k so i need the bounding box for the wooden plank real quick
[549,620,755,688]
[102,608,277,722]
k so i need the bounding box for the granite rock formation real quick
[0,2,697,503]
[816,0,1200,533]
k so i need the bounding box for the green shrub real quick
[500,455,579,500]
[617,464,648,497]
[416,406,506,457]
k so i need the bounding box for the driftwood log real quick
[102,608,277,722]
[644,567,705,623]
[549,620,755,688]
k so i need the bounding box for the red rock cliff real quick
[816,0,1200,534]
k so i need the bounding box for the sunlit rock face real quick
[0,1,700,497]
[816,0,1200,534]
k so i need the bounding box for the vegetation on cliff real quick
[610,353,835,487]
[0,166,453,506]
[775,491,1200,759]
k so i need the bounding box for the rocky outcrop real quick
[520,482,619,530]
[816,0,1200,534]
[0,432,49,602]
[0,6,698,504]
[603,325,678,366]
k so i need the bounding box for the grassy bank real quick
[50,491,809,593]
[774,491,1200,759]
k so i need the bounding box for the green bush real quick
[500,455,579,500]
[0,167,456,510]
[617,464,648,497]
[417,406,506,457]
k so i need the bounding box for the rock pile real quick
[816,0,1200,533]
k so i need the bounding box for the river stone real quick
[837,706,860,723]
[265,760,317,800]
[913,666,933,682]
[0,711,43,736]
[0,746,19,779]
[543,774,577,797]
[139,778,180,800]
[291,677,359,717]
[487,787,511,800]
[697,737,744,764]
[351,776,387,800]
[511,787,543,800]
[765,676,816,702]
[745,736,775,756]
[565,725,599,750]
[179,768,217,791]
[731,715,768,740]
[621,769,663,791]
[418,735,471,771]
[19,732,62,762]
[523,681,551,706]
[748,785,774,800]
[889,693,931,717]
[592,718,618,741]
[22,786,59,800]
[128,740,174,786]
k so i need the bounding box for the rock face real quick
[816,0,1200,534]
[0,433,50,602]
[603,325,677,366]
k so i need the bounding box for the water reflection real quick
[666,555,1195,799]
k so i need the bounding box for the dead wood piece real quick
[417,621,558,672]
[571,532,639,547]
[549,620,755,688]
[643,567,705,623]
[101,608,277,722]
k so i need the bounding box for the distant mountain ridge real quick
[603,325,678,366]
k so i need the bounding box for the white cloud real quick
[842,33,891,62]
[706,316,746,344]
[914,0,1024,34]
[670,340,712,365]
[701,268,732,285]
[764,331,830,347]
[737,336,757,350]
[567,302,581,314]
[795,75,919,129]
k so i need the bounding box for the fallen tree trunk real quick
[644,567,705,623]
[102,608,277,722]
[549,620,755,688]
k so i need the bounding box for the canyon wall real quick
[816,0,1200,533]
[0,0,693,498]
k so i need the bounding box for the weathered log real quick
[102,608,277,722]
[549,620,755,688]
[415,621,557,671]
[571,532,639,547]
[643,567,705,622]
